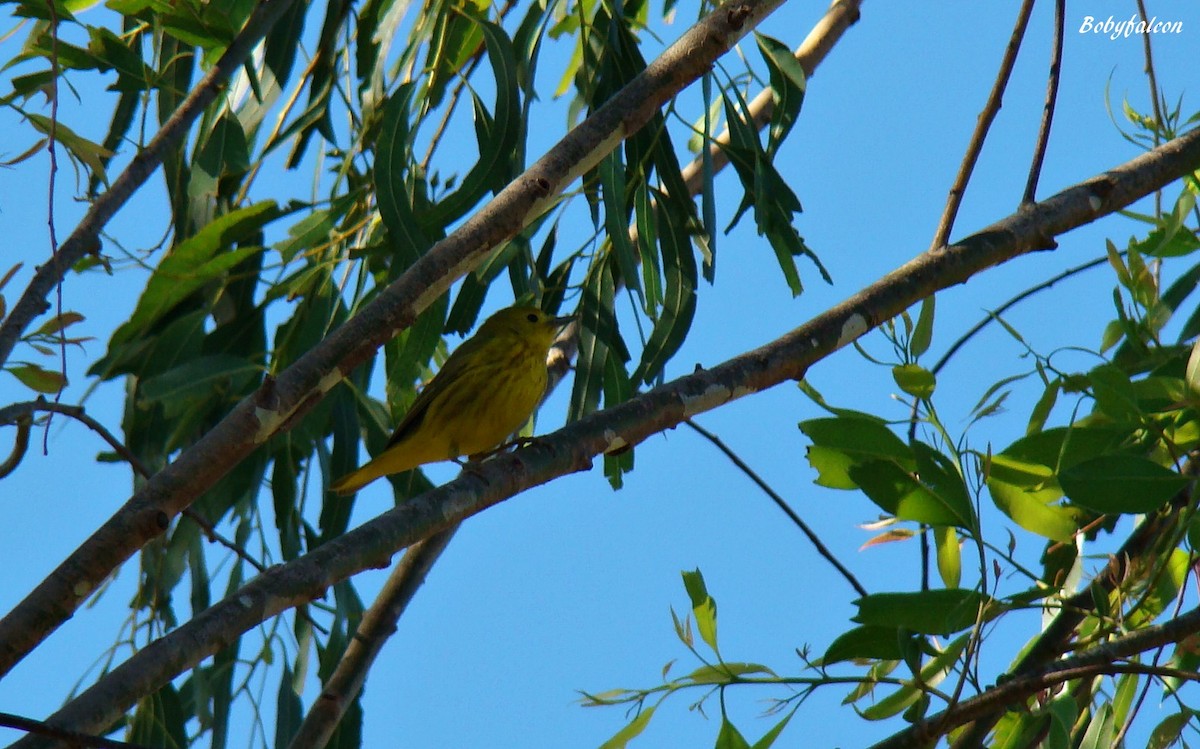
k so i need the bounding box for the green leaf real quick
[26,114,113,185]
[822,625,904,665]
[599,151,641,294]
[1060,455,1188,514]
[934,526,960,589]
[6,363,66,393]
[139,354,261,408]
[681,568,717,653]
[849,460,965,527]
[686,663,772,685]
[130,683,189,749]
[912,442,976,528]
[112,203,278,345]
[987,476,1080,542]
[1187,337,1200,394]
[425,16,521,227]
[910,296,935,358]
[1001,425,1132,472]
[1146,711,1194,749]
[800,416,913,489]
[853,589,996,635]
[189,114,251,200]
[715,718,751,749]
[275,663,303,749]
[892,364,935,399]
[87,25,152,91]
[632,190,697,385]
[750,708,796,749]
[598,704,657,749]
[375,84,431,263]
[1078,702,1114,749]
[570,256,620,421]
[754,32,806,156]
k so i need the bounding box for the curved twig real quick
[0,711,155,749]
[685,418,868,598]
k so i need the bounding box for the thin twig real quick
[0,399,269,577]
[929,0,1036,251]
[931,254,1110,376]
[1022,0,1064,205]
[43,0,64,450]
[685,419,867,598]
[1134,0,1165,216]
[0,711,156,749]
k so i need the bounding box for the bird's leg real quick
[454,455,491,485]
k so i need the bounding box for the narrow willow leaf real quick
[111,202,278,345]
[375,84,431,263]
[632,191,696,384]
[598,704,657,749]
[6,363,67,393]
[910,296,935,358]
[599,150,641,294]
[681,569,718,653]
[754,32,806,155]
[934,526,961,589]
[425,16,521,227]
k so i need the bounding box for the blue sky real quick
[2,1,1199,747]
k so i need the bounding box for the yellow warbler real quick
[330,305,573,494]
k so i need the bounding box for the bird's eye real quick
[526,312,539,323]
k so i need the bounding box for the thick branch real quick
[284,528,457,748]
[0,0,787,679]
[0,0,303,368]
[19,125,1200,746]
[308,2,868,739]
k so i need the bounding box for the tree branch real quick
[284,528,457,748]
[0,0,790,680]
[18,124,1200,746]
[869,603,1200,749]
[0,0,304,368]
[292,3,870,739]
[929,0,1036,251]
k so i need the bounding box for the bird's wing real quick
[383,333,490,448]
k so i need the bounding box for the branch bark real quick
[18,123,1200,747]
[869,603,1200,749]
[0,0,789,680]
[287,3,868,739]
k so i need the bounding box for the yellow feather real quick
[330,306,571,494]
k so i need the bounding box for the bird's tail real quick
[329,462,385,495]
